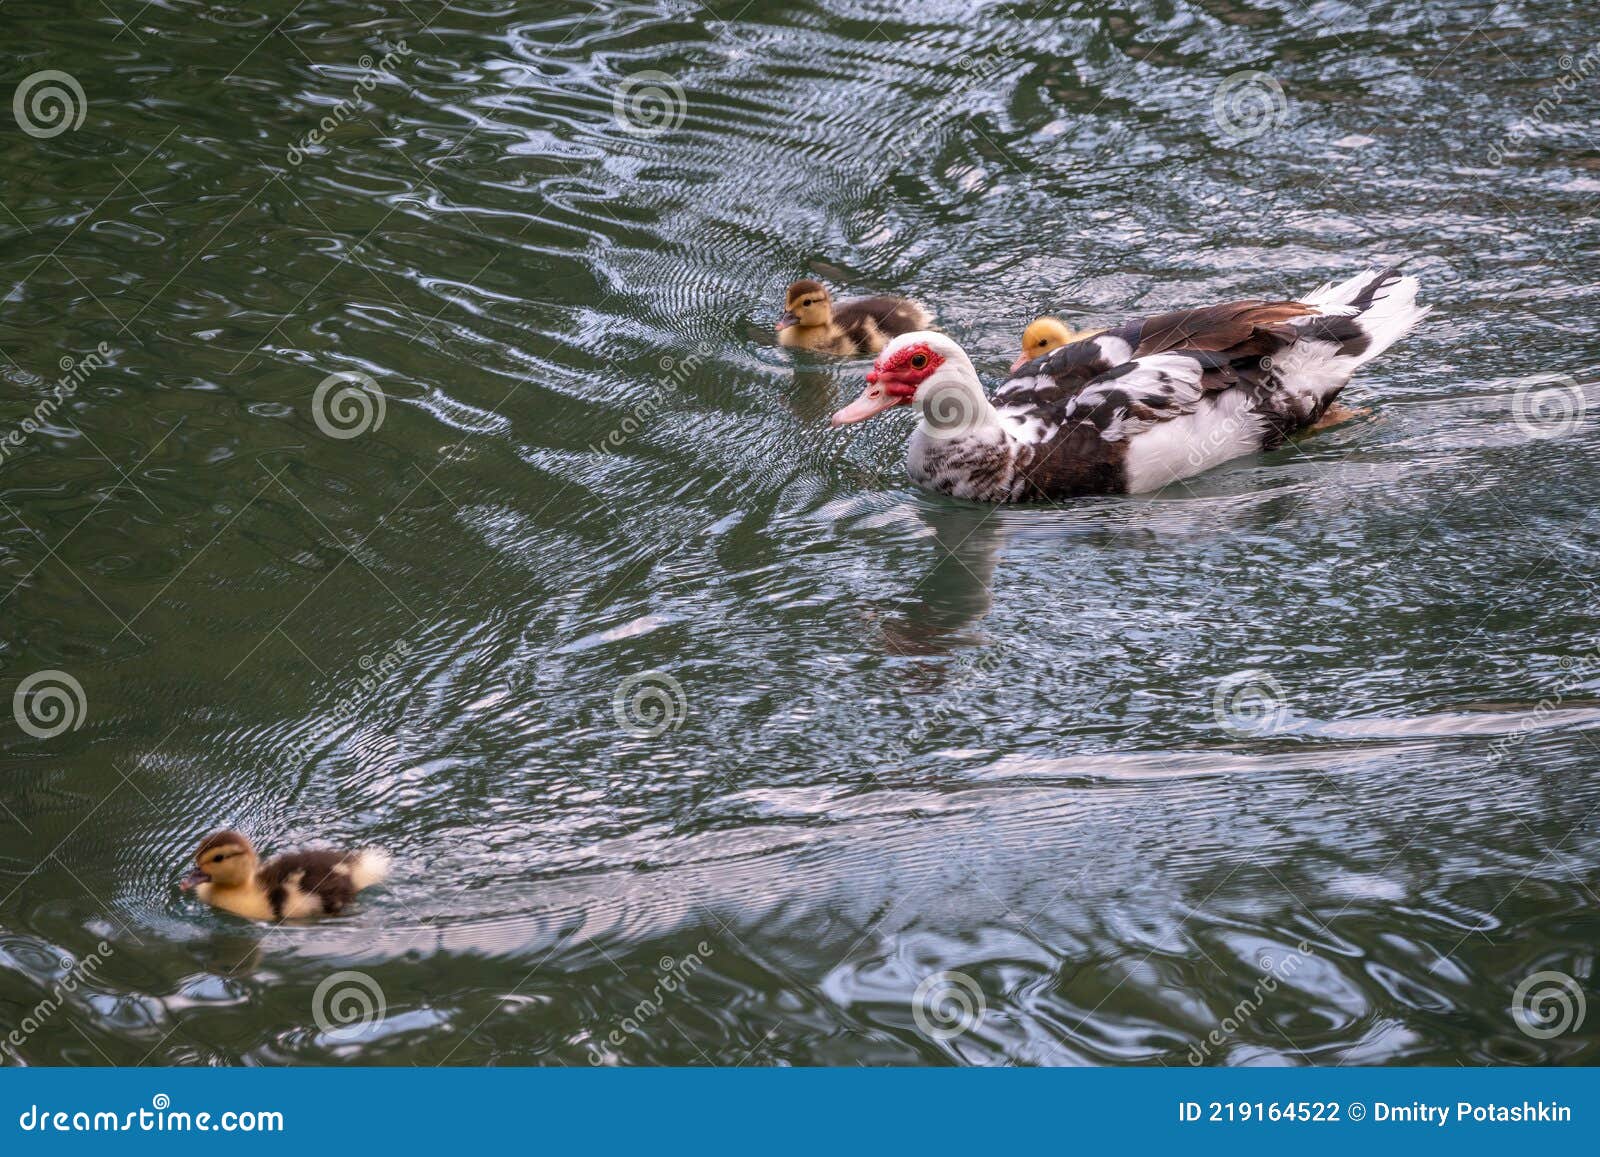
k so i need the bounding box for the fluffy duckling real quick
[776,279,933,356]
[1014,317,1105,372]
[179,830,390,921]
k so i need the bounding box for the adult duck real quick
[831,269,1427,502]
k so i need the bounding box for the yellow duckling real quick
[179,830,390,921]
[776,279,934,356]
[1013,316,1106,372]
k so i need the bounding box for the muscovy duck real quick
[831,268,1427,502]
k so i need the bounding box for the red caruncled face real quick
[867,343,945,397]
[830,341,947,427]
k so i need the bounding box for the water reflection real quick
[877,501,1004,655]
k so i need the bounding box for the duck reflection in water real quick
[873,501,1004,658]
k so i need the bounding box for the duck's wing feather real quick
[1126,300,1317,357]
[1057,352,1232,442]
[998,298,1319,414]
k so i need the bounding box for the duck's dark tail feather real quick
[1299,267,1430,366]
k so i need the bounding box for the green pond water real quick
[2,0,1600,1065]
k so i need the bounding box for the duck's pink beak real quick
[830,386,902,426]
[179,868,209,891]
[831,366,919,427]
[776,311,797,331]
[1009,352,1032,374]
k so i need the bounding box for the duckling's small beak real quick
[1010,352,1033,374]
[179,868,209,891]
[776,311,798,331]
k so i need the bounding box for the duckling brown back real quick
[181,830,390,921]
[776,279,932,356]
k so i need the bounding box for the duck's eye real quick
[802,299,813,306]
[211,853,226,863]
[910,353,928,369]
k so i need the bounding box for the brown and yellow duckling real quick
[776,279,934,356]
[179,830,390,921]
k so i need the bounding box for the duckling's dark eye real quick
[1037,339,1048,346]
[802,299,813,306]
[211,853,226,863]
[910,353,928,369]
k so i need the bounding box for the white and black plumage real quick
[830,269,1428,503]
